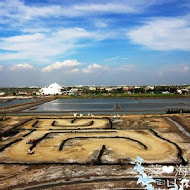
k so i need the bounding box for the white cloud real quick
[41,60,81,72]
[0,0,157,23]
[0,0,62,22]
[21,28,51,33]
[8,63,34,71]
[65,0,167,17]
[71,3,137,15]
[82,63,135,73]
[55,28,105,41]
[127,15,190,50]
[3,33,44,43]
[0,28,109,62]
[70,68,79,72]
[82,63,102,73]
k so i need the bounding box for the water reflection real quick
[26,98,190,114]
[0,98,35,107]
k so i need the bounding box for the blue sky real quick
[0,0,190,86]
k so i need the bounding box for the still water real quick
[0,98,35,107]
[25,98,190,114]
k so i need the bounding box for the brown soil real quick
[169,114,190,133]
[0,114,189,189]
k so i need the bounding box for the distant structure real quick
[0,92,5,96]
[177,86,190,95]
[40,83,62,95]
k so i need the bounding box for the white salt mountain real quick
[40,83,62,95]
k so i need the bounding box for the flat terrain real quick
[0,114,189,189]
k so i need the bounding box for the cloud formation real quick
[127,15,190,50]
[8,63,33,71]
[0,0,189,86]
[41,60,82,72]
[0,62,189,87]
[0,28,109,62]
[82,63,102,73]
[0,0,157,23]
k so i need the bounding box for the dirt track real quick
[0,117,182,164]
[0,114,189,189]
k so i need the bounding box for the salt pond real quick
[25,98,190,114]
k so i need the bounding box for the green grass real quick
[120,93,180,98]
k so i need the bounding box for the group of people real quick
[73,113,120,119]
[73,113,94,117]
[113,114,120,119]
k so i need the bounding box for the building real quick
[68,88,78,95]
[89,87,96,91]
[177,87,190,95]
[105,87,114,92]
[40,83,62,95]
[123,86,133,91]
[162,91,169,94]
[18,91,27,95]
[0,92,5,96]
[62,88,79,96]
[145,86,154,90]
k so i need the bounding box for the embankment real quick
[0,97,55,114]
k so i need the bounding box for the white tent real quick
[40,83,62,95]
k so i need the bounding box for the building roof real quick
[48,83,62,90]
[40,83,62,95]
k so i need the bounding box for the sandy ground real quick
[0,114,189,189]
[0,129,178,163]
